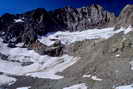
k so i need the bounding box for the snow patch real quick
[38,36,56,46]
[115,54,120,57]
[115,84,133,89]
[26,55,79,79]
[0,55,79,79]
[83,74,91,78]
[0,75,16,86]
[124,26,133,34]
[63,83,87,89]
[17,86,31,89]
[14,19,24,23]
[91,76,103,81]
[16,43,24,47]
[83,74,102,81]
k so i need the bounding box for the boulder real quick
[28,40,64,57]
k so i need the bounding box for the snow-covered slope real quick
[39,27,133,46]
[0,38,79,80]
[115,84,133,89]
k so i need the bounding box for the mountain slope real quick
[0,4,133,89]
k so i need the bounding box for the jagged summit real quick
[116,4,133,28]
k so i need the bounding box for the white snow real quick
[0,38,79,79]
[14,19,24,23]
[39,27,133,46]
[83,74,102,81]
[83,74,91,78]
[17,86,31,89]
[124,26,133,34]
[115,84,133,89]
[115,54,120,57]
[16,43,24,47]
[38,36,56,46]
[91,76,103,81]
[0,75,16,86]
[63,83,87,89]
[129,61,133,70]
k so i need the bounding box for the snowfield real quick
[63,83,88,89]
[0,38,79,80]
[39,27,133,46]
[115,84,133,89]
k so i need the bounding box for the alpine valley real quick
[0,4,133,89]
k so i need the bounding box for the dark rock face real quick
[0,52,8,61]
[0,13,17,37]
[51,5,116,31]
[3,22,24,43]
[23,8,59,35]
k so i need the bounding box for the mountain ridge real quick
[0,4,132,56]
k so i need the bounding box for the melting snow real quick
[39,27,133,46]
[63,83,87,89]
[115,84,133,89]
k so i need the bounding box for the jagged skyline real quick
[0,0,133,15]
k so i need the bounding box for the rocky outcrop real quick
[26,40,64,56]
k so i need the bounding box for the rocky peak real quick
[116,4,133,28]
[51,4,116,31]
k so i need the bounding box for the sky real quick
[0,0,133,15]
